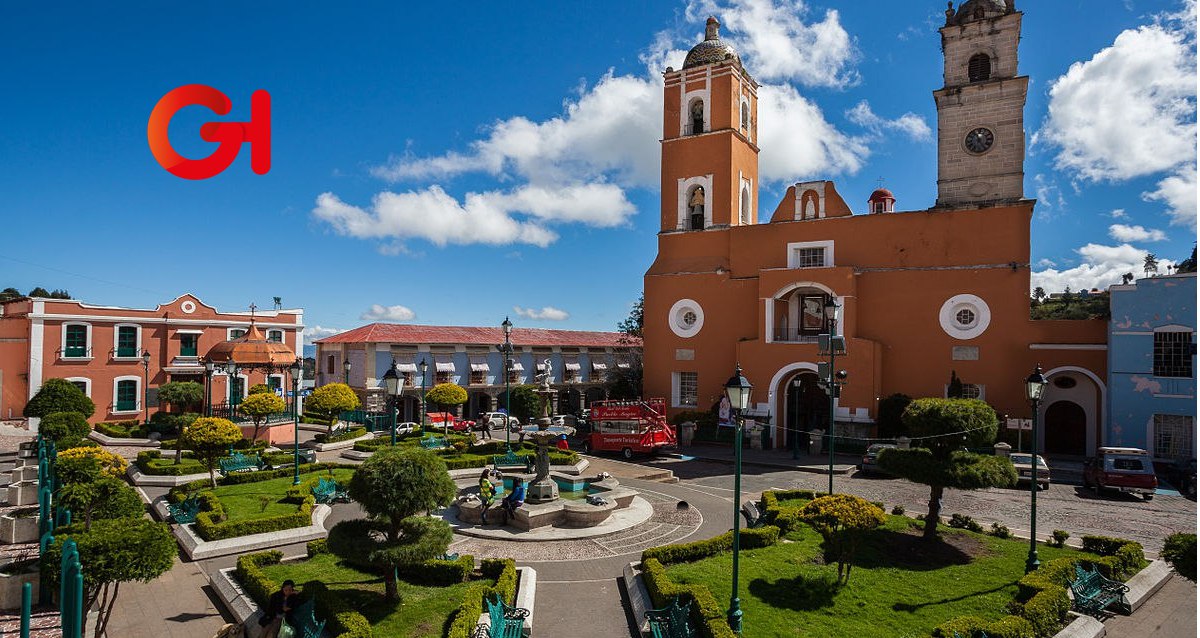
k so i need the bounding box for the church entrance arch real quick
[1044,401,1087,456]
[782,371,828,454]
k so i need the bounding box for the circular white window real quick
[669,299,704,338]
[939,294,990,340]
[180,300,196,314]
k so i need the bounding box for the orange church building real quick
[644,4,1110,456]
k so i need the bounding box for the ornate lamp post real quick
[343,358,351,385]
[1024,364,1048,574]
[723,363,753,634]
[823,297,843,495]
[203,360,215,417]
[499,317,514,452]
[289,358,303,486]
[140,349,151,424]
[382,359,404,446]
[419,360,429,430]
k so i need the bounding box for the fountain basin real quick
[456,473,637,530]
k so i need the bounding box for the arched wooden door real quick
[784,373,827,453]
[1044,401,1086,456]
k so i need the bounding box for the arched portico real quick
[1040,366,1106,456]
[766,362,837,449]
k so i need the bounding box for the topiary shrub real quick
[989,522,1012,539]
[1049,530,1070,548]
[40,411,91,448]
[24,378,94,419]
[1161,533,1196,582]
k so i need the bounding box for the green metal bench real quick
[311,477,349,504]
[1070,563,1130,616]
[284,598,326,638]
[492,450,533,472]
[420,435,448,450]
[217,452,265,477]
[439,552,460,561]
[477,593,527,638]
[646,596,695,638]
[167,494,200,524]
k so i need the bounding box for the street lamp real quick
[203,360,215,417]
[1024,364,1048,574]
[343,358,351,385]
[289,358,303,486]
[723,363,753,634]
[382,359,404,446]
[141,350,151,425]
[419,359,429,431]
[500,317,514,452]
[823,297,842,495]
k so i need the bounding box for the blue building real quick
[314,323,640,421]
[1106,272,1196,463]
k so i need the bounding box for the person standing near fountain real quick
[478,469,497,525]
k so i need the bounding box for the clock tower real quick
[933,0,1028,208]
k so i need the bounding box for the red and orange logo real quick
[147,84,271,180]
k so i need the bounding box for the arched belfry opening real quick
[688,186,706,230]
[689,99,705,135]
[968,53,991,82]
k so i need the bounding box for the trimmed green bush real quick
[313,427,368,444]
[234,550,283,606]
[397,554,474,586]
[1161,533,1196,582]
[41,411,93,448]
[949,513,984,533]
[1050,530,1070,548]
[193,495,315,541]
[235,550,371,638]
[640,558,737,638]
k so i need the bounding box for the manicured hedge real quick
[640,558,737,638]
[933,615,1036,638]
[447,559,521,638]
[760,489,818,532]
[94,419,149,439]
[641,526,780,565]
[136,450,205,476]
[169,463,354,493]
[235,550,370,638]
[314,427,369,444]
[193,492,315,541]
[397,554,474,586]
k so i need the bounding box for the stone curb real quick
[126,465,211,487]
[307,433,373,452]
[1053,613,1105,638]
[622,561,652,637]
[88,431,161,448]
[166,503,331,560]
[664,451,856,475]
[1123,559,1172,612]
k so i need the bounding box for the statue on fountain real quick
[526,358,561,503]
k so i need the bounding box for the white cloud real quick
[304,325,344,346]
[685,0,859,87]
[1108,223,1167,242]
[513,306,570,321]
[845,100,931,141]
[1032,243,1175,293]
[1033,174,1067,214]
[758,84,870,181]
[1035,10,1196,228]
[1109,208,1128,219]
[1142,164,1198,228]
[1036,258,1057,268]
[359,304,416,322]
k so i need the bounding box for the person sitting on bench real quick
[259,579,299,638]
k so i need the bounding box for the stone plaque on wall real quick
[952,346,979,361]
[675,349,695,361]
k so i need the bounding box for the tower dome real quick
[947,0,1011,25]
[682,17,741,70]
[868,188,896,214]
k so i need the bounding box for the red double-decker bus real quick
[579,398,676,459]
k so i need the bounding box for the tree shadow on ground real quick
[891,580,1016,613]
[748,573,839,611]
[850,528,979,571]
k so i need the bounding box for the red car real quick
[1083,447,1158,501]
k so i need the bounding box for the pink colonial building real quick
[0,294,304,424]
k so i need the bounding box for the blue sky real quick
[1,1,1195,343]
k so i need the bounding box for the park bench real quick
[217,452,266,477]
[284,598,326,638]
[1070,562,1130,616]
[473,593,528,638]
[492,450,533,473]
[312,477,349,504]
[740,501,764,528]
[439,552,460,561]
[420,435,448,450]
[646,596,695,638]
[167,494,201,524]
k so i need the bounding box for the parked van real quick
[1083,447,1158,501]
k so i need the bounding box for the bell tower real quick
[660,17,760,232]
[933,0,1028,208]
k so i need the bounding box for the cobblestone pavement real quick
[647,457,1197,554]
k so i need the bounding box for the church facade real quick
[643,2,1110,456]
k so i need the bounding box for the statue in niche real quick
[688,186,706,230]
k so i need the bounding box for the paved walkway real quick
[1105,573,1197,637]
[104,556,231,638]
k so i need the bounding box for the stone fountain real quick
[526,359,567,504]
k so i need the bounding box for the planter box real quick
[0,512,39,544]
[0,569,39,609]
[5,482,38,506]
[8,466,37,483]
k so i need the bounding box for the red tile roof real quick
[314,323,641,348]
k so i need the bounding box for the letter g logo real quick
[147,84,271,180]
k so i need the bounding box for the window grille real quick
[968,54,991,82]
[1153,331,1193,378]
[1153,414,1194,459]
[794,247,826,268]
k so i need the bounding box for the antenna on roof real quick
[248,302,257,325]
[273,296,282,310]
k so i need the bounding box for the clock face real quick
[965,127,994,154]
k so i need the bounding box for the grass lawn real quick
[259,553,486,638]
[664,514,1097,638]
[209,468,355,522]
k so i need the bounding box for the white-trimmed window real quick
[563,360,581,383]
[65,377,91,398]
[112,376,140,413]
[228,327,247,341]
[268,374,285,395]
[61,322,92,359]
[267,329,284,344]
[1153,330,1193,378]
[1153,414,1194,460]
[787,240,834,269]
[673,371,698,407]
[113,323,141,358]
[507,360,523,384]
[227,374,248,404]
[590,360,608,383]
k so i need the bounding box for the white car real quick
[480,412,521,429]
[395,421,419,435]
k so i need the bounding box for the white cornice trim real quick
[29,313,303,329]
